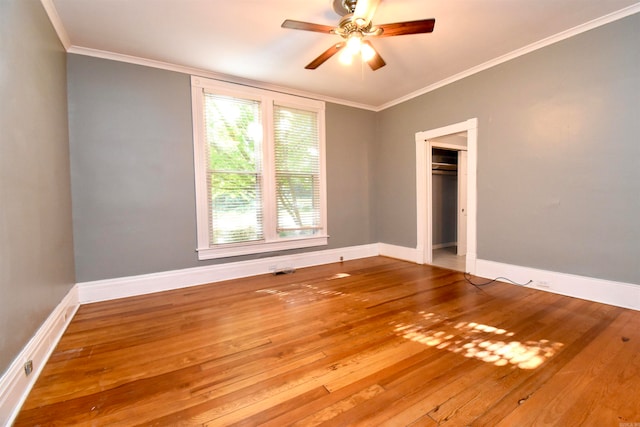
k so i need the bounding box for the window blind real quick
[273,105,321,238]
[204,93,264,244]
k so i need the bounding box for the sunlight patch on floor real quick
[391,312,563,370]
[256,283,347,304]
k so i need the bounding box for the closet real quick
[431,148,458,249]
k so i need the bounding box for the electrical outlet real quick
[24,360,33,376]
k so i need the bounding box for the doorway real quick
[415,119,477,274]
[431,144,466,271]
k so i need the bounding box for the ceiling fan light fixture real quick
[282,0,434,71]
[338,48,354,65]
[346,32,363,54]
[361,42,375,62]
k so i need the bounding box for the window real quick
[191,76,327,259]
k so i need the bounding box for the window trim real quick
[191,76,328,260]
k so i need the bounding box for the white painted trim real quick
[3,247,637,423]
[41,0,640,112]
[415,141,427,264]
[377,4,640,111]
[190,76,329,260]
[42,0,638,112]
[197,237,330,260]
[416,119,478,274]
[0,286,79,426]
[417,121,475,141]
[66,46,378,112]
[476,259,640,311]
[40,0,71,50]
[457,151,468,256]
[378,243,420,264]
[70,2,640,113]
[190,80,209,254]
[78,244,379,304]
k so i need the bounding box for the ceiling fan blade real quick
[363,40,386,70]
[353,0,381,24]
[376,19,436,37]
[281,19,335,34]
[305,42,346,69]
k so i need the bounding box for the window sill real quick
[196,236,329,260]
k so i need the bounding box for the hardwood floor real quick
[15,257,640,426]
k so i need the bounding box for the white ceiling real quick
[47,0,640,110]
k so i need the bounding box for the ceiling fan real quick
[281,0,435,71]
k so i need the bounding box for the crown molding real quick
[42,0,639,112]
[40,0,71,50]
[377,3,640,111]
[66,46,378,112]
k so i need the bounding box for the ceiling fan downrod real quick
[342,0,358,13]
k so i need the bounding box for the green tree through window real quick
[192,76,327,259]
[274,106,321,237]
[204,94,263,244]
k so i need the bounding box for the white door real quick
[457,150,468,256]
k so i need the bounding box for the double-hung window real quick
[191,76,327,259]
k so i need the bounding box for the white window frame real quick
[191,76,328,260]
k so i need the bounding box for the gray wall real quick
[68,55,376,282]
[2,2,636,380]
[68,56,198,281]
[326,103,376,248]
[374,13,640,284]
[69,14,639,285]
[0,0,75,375]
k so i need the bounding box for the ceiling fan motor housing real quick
[282,0,434,70]
[334,14,381,37]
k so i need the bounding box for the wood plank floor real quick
[15,257,640,426]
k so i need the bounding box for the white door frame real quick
[457,150,468,256]
[415,118,478,274]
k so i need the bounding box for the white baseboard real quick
[78,244,379,304]
[0,285,79,426]
[0,244,378,423]
[476,259,640,311]
[378,243,420,263]
[5,246,637,425]
[76,244,640,310]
